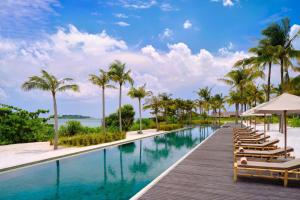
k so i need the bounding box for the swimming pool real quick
[0,126,218,200]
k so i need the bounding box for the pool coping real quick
[130,126,219,200]
[0,127,191,174]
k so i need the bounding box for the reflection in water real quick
[0,126,216,200]
[55,160,60,199]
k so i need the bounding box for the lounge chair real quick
[234,147,294,161]
[234,135,270,144]
[234,133,266,139]
[234,158,300,186]
[235,139,279,150]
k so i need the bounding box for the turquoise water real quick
[0,126,218,200]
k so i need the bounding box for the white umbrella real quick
[241,102,271,132]
[255,93,300,158]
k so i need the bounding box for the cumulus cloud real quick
[159,28,173,40]
[0,24,250,113]
[160,3,178,11]
[114,0,156,9]
[183,20,192,29]
[291,24,300,50]
[114,13,128,18]
[115,21,130,27]
[211,0,235,7]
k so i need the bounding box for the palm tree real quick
[262,18,300,89]
[22,70,79,150]
[184,100,195,125]
[144,95,162,131]
[128,84,152,134]
[219,68,263,112]
[195,87,211,116]
[108,60,134,132]
[89,69,116,133]
[226,91,242,124]
[158,93,172,120]
[211,94,225,125]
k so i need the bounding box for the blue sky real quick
[1,0,300,117]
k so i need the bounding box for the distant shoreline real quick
[56,115,92,119]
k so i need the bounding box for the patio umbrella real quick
[255,93,300,158]
[241,102,271,133]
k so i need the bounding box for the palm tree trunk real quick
[218,108,221,125]
[139,98,142,134]
[102,86,106,133]
[119,84,122,132]
[52,93,59,150]
[235,103,239,124]
[267,62,272,101]
[155,112,159,131]
[280,58,284,92]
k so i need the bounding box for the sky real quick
[1,0,300,118]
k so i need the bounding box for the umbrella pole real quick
[284,110,287,159]
[264,114,266,140]
[254,116,256,130]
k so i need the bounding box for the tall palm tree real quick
[158,93,172,120]
[195,87,211,116]
[108,60,134,132]
[226,91,242,124]
[144,95,162,131]
[128,84,152,134]
[89,69,116,133]
[262,18,300,89]
[219,68,263,112]
[211,94,225,125]
[22,70,79,150]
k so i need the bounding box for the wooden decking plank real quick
[139,123,300,200]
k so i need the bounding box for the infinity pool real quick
[0,126,218,200]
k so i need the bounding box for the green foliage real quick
[0,104,53,145]
[191,119,213,125]
[106,104,135,131]
[59,120,102,136]
[58,132,126,146]
[158,124,183,131]
[130,118,156,131]
[289,117,300,127]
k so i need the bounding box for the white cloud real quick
[0,0,60,37]
[115,0,156,9]
[211,0,236,7]
[115,21,130,27]
[160,3,178,11]
[0,88,7,100]
[0,24,249,108]
[159,28,173,40]
[183,20,192,29]
[291,24,300,50]
[114,13,128,18]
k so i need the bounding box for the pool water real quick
[0,126,218,200]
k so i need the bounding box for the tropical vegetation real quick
[22,70,79,149]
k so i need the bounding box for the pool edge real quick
[0,127,191,174]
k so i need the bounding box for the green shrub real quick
[58,132,126,147]
[290,117,300,127]
[59,120,82,136]
[129,118,156,131]
[191,119,212,125]
[158,124,183,131]
[106,104,135,131]
[0,104,53,145]
[59,120,103,136]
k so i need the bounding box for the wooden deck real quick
[139,123,300,200]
